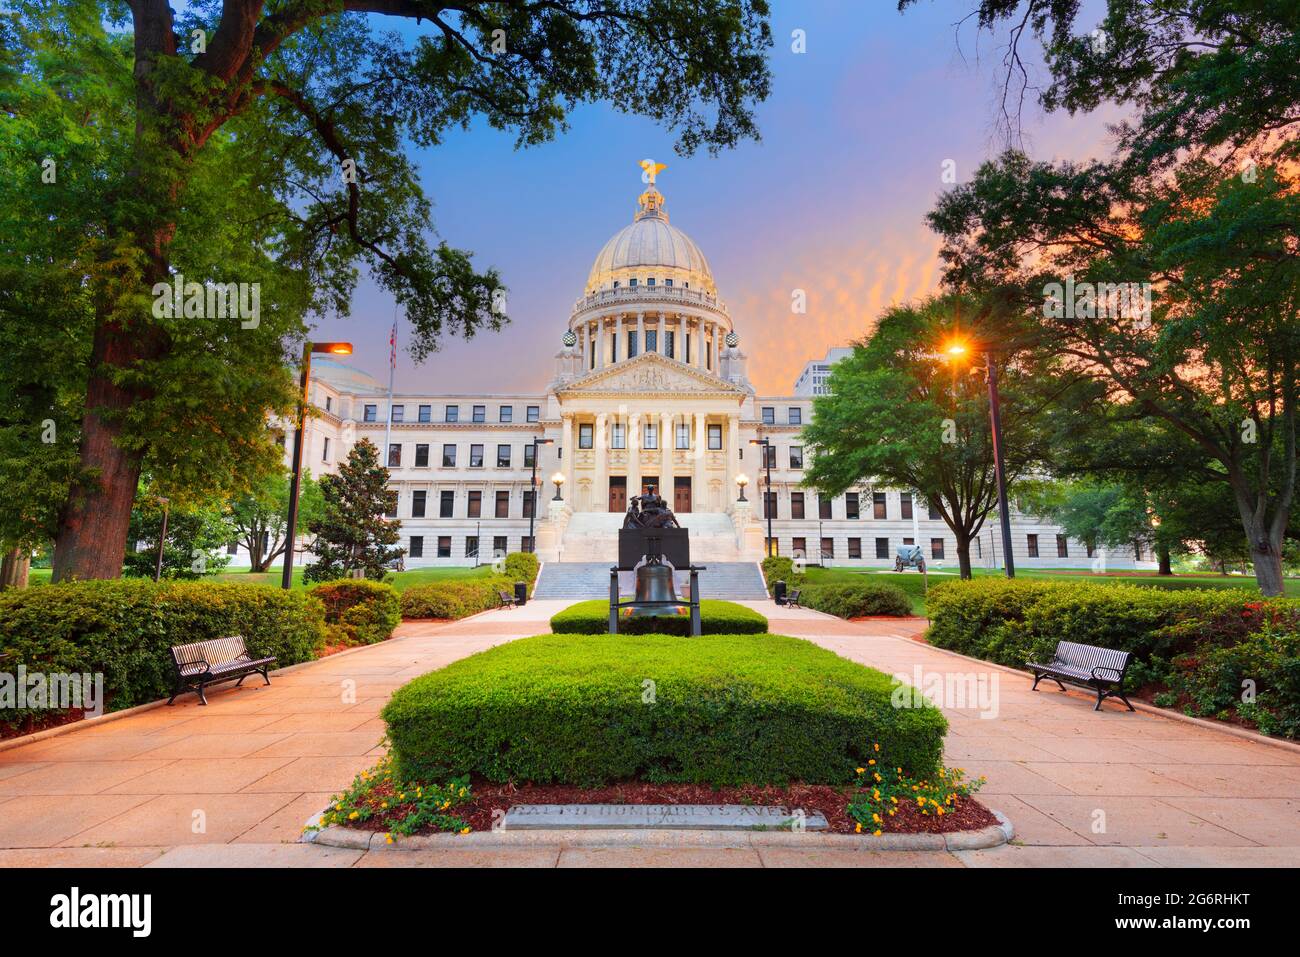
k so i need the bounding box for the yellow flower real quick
[855,822,862,833]
[873,773,882,782]
[348,811,359,820]
[872,813,881,824]
[873,743,880,752]
[888,809,896,816]
[380,801,388,810]
[936,807,945,816]
[855,767,865,774]
[385,833,394,844]
[872,829,882,837]
[868,759,876,766]
[459,826,471,835]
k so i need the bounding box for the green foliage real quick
[314,756,471,841]
[305,440,404,583]
[847,758,985,834]
[799,582,913,618]
[228,471,324,573]
[122,493,233,579]
[383,632,947,787]
[307,578,401,647]
[1168,626,1300,738]
[399,576,519,620]
[502,551,540,584]
[0,579,325,732]
[549,599,768,635]
[761,555,798,586]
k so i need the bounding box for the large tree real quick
[305,439,403,582]
[802,292,1069,578]
[228,470,324,572]
[906,0,1300,594]
[2,1,773,582]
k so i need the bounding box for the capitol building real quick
[272,175,1152,583]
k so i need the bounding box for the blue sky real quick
[309,0,1121,395]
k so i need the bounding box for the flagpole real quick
[384,315,397,464]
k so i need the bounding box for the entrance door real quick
[608,476,627,513]
[674,476,692,513]
[641,475,659,498]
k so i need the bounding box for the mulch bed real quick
[346,776,999,836]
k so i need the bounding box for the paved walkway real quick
[1,599,1297,867]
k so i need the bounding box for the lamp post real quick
[153,497,170,582]
[750,438,775,556]
[527,437,555,553]
[944,339,1015,578]
[282,340,353,589]
[551,471,566,501]
[735,473,749,502]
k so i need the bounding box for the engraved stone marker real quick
[501,804,829,830]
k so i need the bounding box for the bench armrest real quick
[1091,666,1123,680]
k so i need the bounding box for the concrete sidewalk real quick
[1,598,1296,867]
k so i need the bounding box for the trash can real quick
[514,581,528,607]
[773,580,787,605]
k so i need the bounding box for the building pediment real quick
[558,352,744,397]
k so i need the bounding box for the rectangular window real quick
[789,446,803,469]
[676,423,690,449]
[524,444,536,468]
[412,490,427,518]
[390,404,404,423]
[385,489,398,518]
[763,444,777,469]
[643,422,658,450]
[900,492,913,520]
[495,490,509,518]
[467,490,482,518]
[849,537,862,560]
[438,490,453,519]
[408,535,423,558]
[472,405,486,423]
[611,422,626,450]
[929,501,941,521]
[665,331,675,359]
[469,444,484,468]
[766,537,779,557]
[1027,534,1039,558]
[363,404,377,423]
[578,424,593,449]
[523,490,534,519]
[646,330,658,353]
[521,535,534,554]
[465,536,479,559]
[438,444,453,467]
[322,436,330,462]
[819,495,832,520]
[445,406,459,423]
[493,535,508,558]
[387,444,401,468]
[437,536,451,558]
[845,492,860,520]
[875,537,889,559]
[903,537,915,546]
[627,330,637,358]
[1056,534,1069,558]
[792,537,807,559]
[418,404,431,423]
[325,396,332,413]
[499,406,512,423]
[821,537,834,559]
[708,424,722,450]
[764,491,778,520]
[761,407,775,425]
[873,492,887,520]
[791,492,805,519]
[526,405,540,423]
[496,444,511,468]
[788,407,802,425]
[931,537,945,559]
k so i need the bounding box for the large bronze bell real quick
[621,556,689,618]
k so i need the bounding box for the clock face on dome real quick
[562,330,577,347]
[725,331,739,348]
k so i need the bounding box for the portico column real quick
[695,320,705,370]
[660,412,673,496]
[678,315,686,363]
[597,319,606,368]
[628,413,641,498]
[693,411,707,512]
[727,413,740,502]
[617,315,625,362]
[636,312,644,358]
[561,414,575,500]
[594,412,608,510]
[657,312,666,355]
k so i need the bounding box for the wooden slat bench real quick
[167,636,275,706]
[498,589,520,608]
[1027,640,1135,712]
[785,588,803,609]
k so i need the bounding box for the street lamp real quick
[282,340,353,589]
[153,496,170,582]
[551,471,566,501]
[942,336,1015,578]
[527,437,555,553]
[735,473,749,502]
[750,438,775,556]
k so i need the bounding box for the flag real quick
[389,320,397,369]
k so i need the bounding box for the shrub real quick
[1166,627,1300,737]
[0,579,325,732]
[549,599,768,635]
[503,551,540,585]
[761,555,797,587]
[400,576,517,620]
[800,582,912,618]
[308,579,401,647]
[383,632,947,787]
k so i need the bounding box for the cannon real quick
[894,544,926,574]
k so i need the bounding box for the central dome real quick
[585,185,716,296]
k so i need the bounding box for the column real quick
[657,312,666,355]
[636,312,644,358]
[561,414,575,500]
[660,412,673,497]
[578,325,587,371]
[594,413,608,510]
[616,315,625,362]
[693,411,707,511]
[627,412,641,498]
[597,320,606,368]
[678,315,686,363]
[727,414,740,502]
[695,320,705,370]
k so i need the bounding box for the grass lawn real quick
[26,564,498,593]
[800,565,1299,616]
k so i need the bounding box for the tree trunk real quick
[1251,537,1285,597]
[1157,543,1172,576]
[1,548,30,589]
[955,535,973,579]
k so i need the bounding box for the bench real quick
[785,588,803,609]
[1027,640,1134,712]
[498,589,520,608]
[167,636,275,706]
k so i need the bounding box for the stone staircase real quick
[534,560,768,600]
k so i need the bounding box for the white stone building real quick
[793,347,854,397]
[250,177,1154,578]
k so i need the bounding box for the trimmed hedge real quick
[308,579,401,647]
[549,599,768,635]
[926,578,1300,737]
[400,575,518,620]
[503,551,540,585]
[800,582,913,618]
[0,579,325,732]
[383,632,947,786]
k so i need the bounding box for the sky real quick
[308,0,1122,396]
